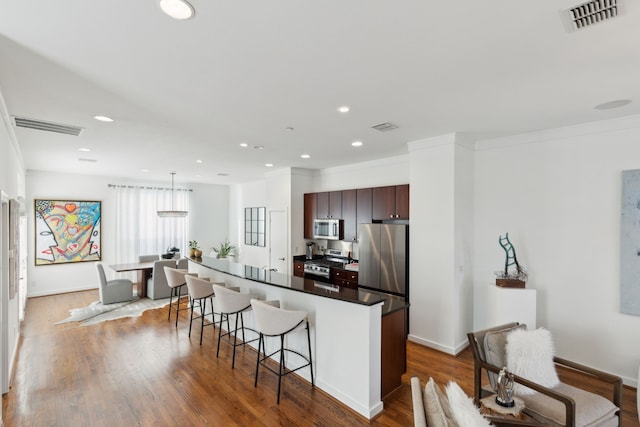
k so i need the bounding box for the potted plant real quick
[212,240,236,259]
[188,240,199,258]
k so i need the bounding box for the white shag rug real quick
[55,297,171,326]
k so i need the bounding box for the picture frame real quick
[34,199,102,265]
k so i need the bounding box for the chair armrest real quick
[553,356,623,407]
[479,360,577,426]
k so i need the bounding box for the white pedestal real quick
[486,285,537,329]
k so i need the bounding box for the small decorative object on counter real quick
[189,240,199,258]
[495,367,515,407]
[212,240,236,259]
[162,246,180,259]
[494,232,528,288]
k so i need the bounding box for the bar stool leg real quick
[168,287,174,321]
[188,297,195,337]
[175,285,183,327]
[200,298,207,345]
[277,334,285,404]
[306,320,314,387]
[254,333,263,387]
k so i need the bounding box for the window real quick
[244,207,265,247]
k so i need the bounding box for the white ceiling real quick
[1,0,639,185]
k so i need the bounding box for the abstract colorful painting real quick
[35,200,101,265]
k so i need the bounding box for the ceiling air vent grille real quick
[371,122,399,132]
[568,0,618,30]
[12,116,84,136]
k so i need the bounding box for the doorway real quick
[268,210,288,275]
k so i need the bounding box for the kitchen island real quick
[187,256,407,419]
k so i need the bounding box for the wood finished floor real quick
[2,290,638,426]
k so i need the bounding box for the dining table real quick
[109,261,155,298]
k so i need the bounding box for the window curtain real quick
[113,185,189,274]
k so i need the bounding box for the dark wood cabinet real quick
[293,261,305,277]
[372,185,409,220]
[316,191,342,219]
[304,185,407,240]
[381,307,407,397]
[303,193,317,239]
[356,188,373,227]
[395,184,409,219]
[332,268,358,289]
[342,189,357,242]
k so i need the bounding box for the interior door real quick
[269,210,288,274]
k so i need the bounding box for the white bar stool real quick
[250,299,314,404]
[212,285,259,368]
[164,266,196,327]
[185,275,221,345]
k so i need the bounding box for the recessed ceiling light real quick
[594,99,631,110]
[265,163,274,167]
[78,148,91,152]
[159,0,195,20]
[351,141,363,147]
[301,154,310,159]
[217,173,229,176]
[141,169,149,173]
[337,105,350,113]
[93,115,114,122]
[253,145,265,150]
[195,159,203,164]
[240,143,248,148]
[285,127,294,131]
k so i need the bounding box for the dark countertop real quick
[189,256,408,315]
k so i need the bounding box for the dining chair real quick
[96,263,134,305]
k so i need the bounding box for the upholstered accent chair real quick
[96,263,134,305]
[467,323,622,427]
[146,260,176,300]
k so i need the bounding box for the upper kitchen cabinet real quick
[317,191,342,219]
[304,193,317,239]
[357,188,373,225]
[342,189,357,242]
[372,184,409,220]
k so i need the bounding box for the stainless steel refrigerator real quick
[358,223,408,298]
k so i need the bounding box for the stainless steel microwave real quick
[313,219,344,240]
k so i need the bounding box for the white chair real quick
[138,254,160,262]
[96,263,133,305]
[250,299,314,404]
[212,285,260,368]
[164,266,196,327]
[176,258,189,270]
[185,275,218,345]
[146,260,175,300]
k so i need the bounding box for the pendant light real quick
[157,172,188,217]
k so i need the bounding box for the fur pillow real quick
[445,381,491,427]
[506,327,560,395]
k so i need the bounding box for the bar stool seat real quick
[164,266,195,327]
[185,276,223,344]
[250,299,314,404]
[213,285,260,368]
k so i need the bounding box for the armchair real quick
[96,263,134,305]
[467,323,622,426]
[147,260,177,299]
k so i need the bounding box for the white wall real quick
[26,171,229,297]
[473,115,640,386]
[229,180,268,267]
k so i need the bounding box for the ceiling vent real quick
[371,122,399,132]
[566,0,618,31]
[12,116,84,136]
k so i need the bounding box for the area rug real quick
[55,297,171,326]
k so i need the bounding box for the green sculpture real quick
[495,233,528,284]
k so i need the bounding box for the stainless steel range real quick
[303,249,350,283]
